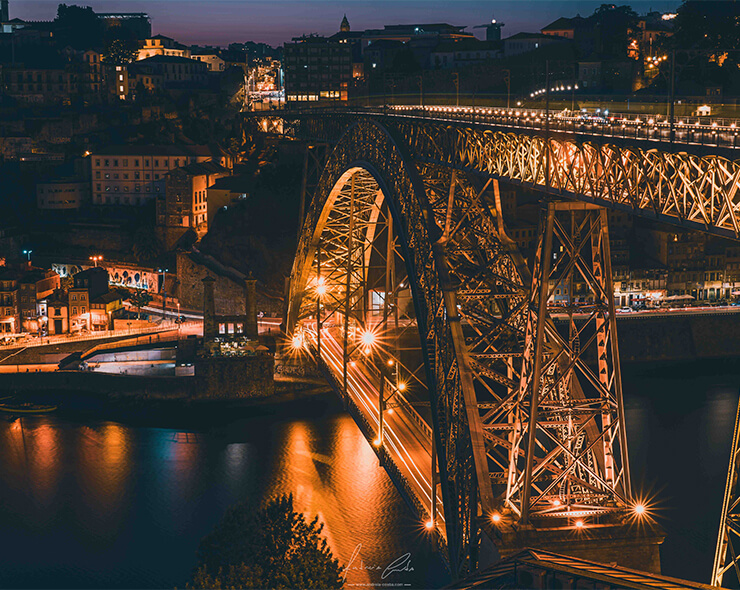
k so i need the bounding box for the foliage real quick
[673,1,740,55]
[102,25,139,65]
[54,4,103,50]
[129,289,152,320]
[588,4,639,59]
[190,494,343,590]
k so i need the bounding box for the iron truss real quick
[712,398,740,588]
[252,113,740,239]
[270,115,655,579]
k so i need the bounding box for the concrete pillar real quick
[245,273,258,338]
[202,275,216,339]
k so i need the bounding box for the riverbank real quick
[0,373,333,426]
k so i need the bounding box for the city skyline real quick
[15,0,681,46]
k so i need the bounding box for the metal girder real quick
[508,202,632,526]
[250,113,740,240]
[712,398,740,588]
[274,115,644,579]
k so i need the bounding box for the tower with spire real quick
[340,14,350,33]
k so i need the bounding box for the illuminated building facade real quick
[284,35,351,103]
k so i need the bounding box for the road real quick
[305,324,446,537]
[375,105,740,149]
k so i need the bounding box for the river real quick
[0,358,737,588]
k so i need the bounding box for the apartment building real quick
[90,144,226,206]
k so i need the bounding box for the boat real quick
[0,401,57,414]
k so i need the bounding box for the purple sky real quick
[13,0,681,46]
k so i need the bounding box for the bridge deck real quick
[307,327,446,542]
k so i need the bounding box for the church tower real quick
[1,0,9,23]
[340,14,350,32]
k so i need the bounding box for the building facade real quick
[284,36,352,103]
[90,145,223,206]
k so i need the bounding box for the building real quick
[69,267,113,332]
[635,11,674,58]
[127,60,165,95]
[0,267,19,334]
[191,50,226,72]
[157,161,228,249]
[19,268,59,332]
[206,175,250,228]
[37,177,88,210]
[106,64,129,101]
[97,12,151,39]
[503,32,566,58]
[133,55,208,88]
[137,35,191,60]
[283,35,352,103]
[90,144,226,206]
[430,38,500,69]
[45,291,68,335]
[2,64,77,103]
[90,291,122,331]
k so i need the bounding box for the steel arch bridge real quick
[251,110,740,580]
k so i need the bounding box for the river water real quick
[0,359,738,589]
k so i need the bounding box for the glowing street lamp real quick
[89,255,103,267]
[361,329,376,348]
[22,249,32,263]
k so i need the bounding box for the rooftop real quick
[505,31,564,41]
[541,16,588,31]
[171,160,228,177]
[138,55,204,65]
[209,175,252,192]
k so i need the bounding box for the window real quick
[72,307,77,315]
[81,307,85,314]
[218,323,226,334]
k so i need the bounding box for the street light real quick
[22,249,32,263]
[89,255,103,267]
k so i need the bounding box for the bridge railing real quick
[281,104,740,149]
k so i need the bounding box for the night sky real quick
[15,0,681,47]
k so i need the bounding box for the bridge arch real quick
[286,119,498,576]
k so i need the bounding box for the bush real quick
[190,494,343,590]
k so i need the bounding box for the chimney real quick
[244,272,258,338]
[202,275,216,338]
[1,0,9,23]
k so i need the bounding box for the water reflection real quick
[0,398,443,589]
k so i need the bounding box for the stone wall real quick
[177,251,246,315]
[195,355,274,398]
[616,312,740,363]
[177,250,281,316]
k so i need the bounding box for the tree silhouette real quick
[190,494,343,589]
[54,4,103,50]
[129,289,152,320]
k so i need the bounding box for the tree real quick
[129,289,152,320]
[589,4,638,59]
[190,494,343,590]
[102,25,139,65]
[54,4,103,50]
